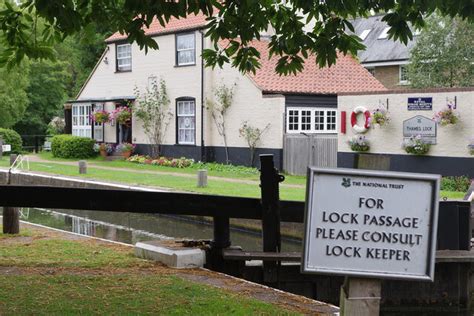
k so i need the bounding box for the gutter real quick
[199,30,206,162]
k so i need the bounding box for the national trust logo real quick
[341,177,351,188]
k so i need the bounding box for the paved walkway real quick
[26,155,305,189]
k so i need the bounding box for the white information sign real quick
[1,144,11,152]
[302,168,440,281]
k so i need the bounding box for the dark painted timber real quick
[0,185,304,223]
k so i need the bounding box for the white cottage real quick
[66,14,386,169]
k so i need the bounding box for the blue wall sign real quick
[408,97,433,111]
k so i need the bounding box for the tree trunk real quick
[3,207,20,234]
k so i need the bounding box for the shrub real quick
[0,128,22,154]
[441,176,471,193]
[51,135,96,158]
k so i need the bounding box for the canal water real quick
[1,208,302,252]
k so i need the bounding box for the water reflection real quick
[3,208,302,251]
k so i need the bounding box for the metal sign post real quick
[301,168,440,315]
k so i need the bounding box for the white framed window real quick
[72,103,92,138]
[399,65,409,84]
[286,107,337,134]
[177,99,195,145]
[176,33,195,66]
[92,103,104,142]
[116,44,132,71]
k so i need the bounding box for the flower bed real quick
[128,155,194,168]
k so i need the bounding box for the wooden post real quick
[78,160,87,174]
[0,138,3,157]
[197,169,208,187]
[10,154,17,166]
[340,153,390,315]
[340,277,381,316]
[3,154,19,234]
[260,154,284,284]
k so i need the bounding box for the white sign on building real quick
[302,168,440,281]
[403,115,437,144]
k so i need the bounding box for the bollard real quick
[9,154,17,166]
[197,169,208,187]
[78,160,87,174]
[3,154,19,234]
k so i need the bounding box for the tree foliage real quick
[13,60,68,137]
[0,61,29,128]
[238,121,270,167]
[133,78,172,158]
[207,83,235,164]
[408,15,474,88]
[0,0,472,74]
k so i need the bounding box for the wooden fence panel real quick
[283,134,337,175]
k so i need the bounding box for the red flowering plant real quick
[112,106,132,124]
[91,109,110,124]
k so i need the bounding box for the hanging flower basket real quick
[402,135,431,155]
[433,105,460,126]
[348,135,370,152]
[112,106,132,125]
[468,138,474,155]
[371,106,390,127]
[91,110,110,124]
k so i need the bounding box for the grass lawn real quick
[0,154,467,201]
[0,227,298,315]
[37,152,308,186]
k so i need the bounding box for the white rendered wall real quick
[78,32,285,150]
[338,90,474,158]
[206,62,285,150]
[79,31,203,147]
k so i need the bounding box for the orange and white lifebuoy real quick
[351,106,371,133]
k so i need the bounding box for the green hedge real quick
[0,128,22,154]
[51,135,96,159]
[441,176,471,193]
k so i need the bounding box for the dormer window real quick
[116,44,132,72]
[359,29,371,41]
[176,33,196,66]
[378,27,390,39]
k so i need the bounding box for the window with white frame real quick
[399,65,409,84]
[176,33,195,66]
[177,99,195,144]
[92,103,104,142]
[116,44,132,71]
[72,104,92,138]
[286,108,337,133]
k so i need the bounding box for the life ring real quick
[351,106,371,133]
